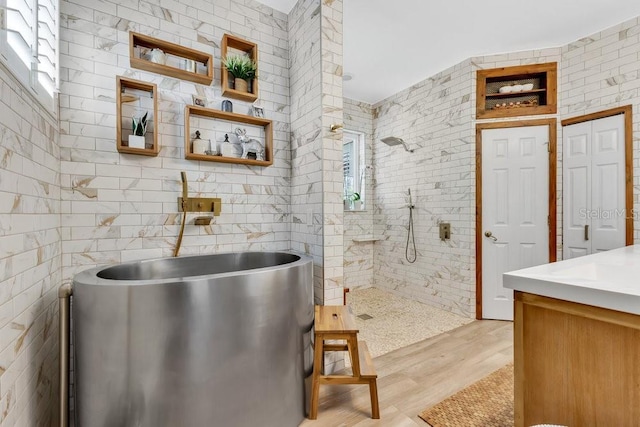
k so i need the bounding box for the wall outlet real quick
[439,223,451,241]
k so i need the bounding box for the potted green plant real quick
[345,192,361,210]
[129,112,148,149]
[222,55,257,93]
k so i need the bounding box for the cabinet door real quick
[562,115,625,259]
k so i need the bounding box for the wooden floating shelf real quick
[116,76,159,157]
[184,105,273,167]
[129,32,213,85]
[221,34,258,102]
[221,87,259,103]
[485,89,547,98]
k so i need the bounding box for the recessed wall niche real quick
[476,62,557,119]
[116,76,159,156]
[129,32,214,85]
[184,105,273,167]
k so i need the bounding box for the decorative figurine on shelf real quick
[149,48,166,65]
[128,112,148,149]
[235,127,264,161]
[221,100,233,112]
[251,100,264,118]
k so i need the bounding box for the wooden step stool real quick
[309,304,380,419]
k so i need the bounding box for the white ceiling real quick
[256,0,640,104]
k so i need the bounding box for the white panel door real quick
[563,114,625,259]
[562,121,591,259]
[591,115,626,252]
[482,126,549,321]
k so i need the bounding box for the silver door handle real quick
[584,224,589,241]
[484,231,497,241]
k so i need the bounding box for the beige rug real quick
[419,363,514,427]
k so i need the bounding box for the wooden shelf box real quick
[116,76,159,156]
[129,32,213,85]
[184,105,272,167]
[476,63,557,119]
[221,34,259,102]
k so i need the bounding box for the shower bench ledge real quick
[352,236,381,243]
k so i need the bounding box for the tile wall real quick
[368,48,561,318]
[370,59,476,317]
[0,63,60,425]
[343,99,374,290]
[288,0,324,302]
[58,0,292,283]
[289,0,344,305]
[559,16,640,241]
[349,19,640,318]
[319,0,344,306]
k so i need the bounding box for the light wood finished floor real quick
[300,320,513,426]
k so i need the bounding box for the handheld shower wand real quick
[405,189,417,263]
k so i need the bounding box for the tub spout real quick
[174,172,189,257]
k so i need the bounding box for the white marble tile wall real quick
[559,15,640,244]
[58,0,291,283]
[288,0,344,372]
[319,0,344,306]
[288,0,324,302]
[343,99,374,290]
[0,63,60,425]
[288,0,344,306]
[371,60,477,317]
[371,48,563,318]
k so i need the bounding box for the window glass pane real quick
[343,139,355,197]
[343,131,365,209]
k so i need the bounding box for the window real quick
[343,130,365,210]
[1,0,59,112]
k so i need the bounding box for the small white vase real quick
[128,135,146,149]
[149,48,166,65]
[193,138,209,155]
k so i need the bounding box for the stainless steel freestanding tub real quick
[72,251,314,427]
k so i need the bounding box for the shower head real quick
[381,136,414,153]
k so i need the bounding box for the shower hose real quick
[406,191,417,263]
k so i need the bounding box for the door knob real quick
[484,231,497,241]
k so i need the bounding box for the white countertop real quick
[503,245,640,315]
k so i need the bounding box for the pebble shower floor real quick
[347,287,472,358]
